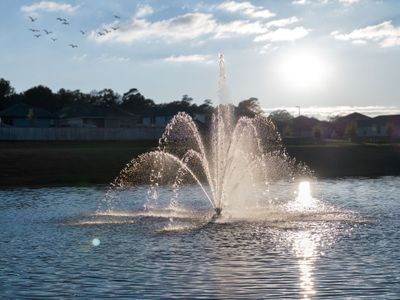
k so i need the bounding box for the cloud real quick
[263,105,400,120]
[72,54,88,62]
[216,1,275,19]
[90,13,217,43]
[163,54,213,64]
[90,11,307,45]
[99,53,131,63]
[292,0,309,4]
[292,0,359,5]
[21,1,79,15]
[266,17,299,28]
[338,0,360,5]
[332,21,400,48]
[254,27,309,42]
[135,4,154,18]
[214,20,266,38]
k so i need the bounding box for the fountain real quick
[105,54,311,221]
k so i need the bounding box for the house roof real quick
[0,102,56,118]
[374,114,400,122]
[291,116,320,129]
[357,114,400,127]
[59,104,136,119]
[336,112,371,123]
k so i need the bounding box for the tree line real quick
[0,78,262,118]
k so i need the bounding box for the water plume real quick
[103,54,312,221]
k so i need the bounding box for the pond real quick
[1,177,399,299]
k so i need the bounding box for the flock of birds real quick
[27,14,121,49]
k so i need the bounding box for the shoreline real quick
[0,141,399,187]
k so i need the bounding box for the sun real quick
[278,49,330,90]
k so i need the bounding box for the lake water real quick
[1,177,400,299]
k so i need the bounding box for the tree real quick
[237,97,263,118]
[121,88,155,113]
[203,99,213,106]
[91,89,120,107]
[198,99,214,114]
[0,78,15,99]
[23,85,59,111]
[181,94,193,104]
[344,122,357,141]
[268,109,294,123]
[313,126,323,142]
[57,88,92,107]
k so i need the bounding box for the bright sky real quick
[1,0,400,117]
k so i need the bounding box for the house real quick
[0,102,57,127]
[139,112,207,128]
[59,104,137,128]
[193,113,206,124]
[140,115,174,127]
[289,116,320,138]
[357,115,400,140]
[331,112,371,138]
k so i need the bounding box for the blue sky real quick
[1,0,400,117]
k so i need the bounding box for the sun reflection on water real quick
[291,230,318,299]
[289,181,318,212]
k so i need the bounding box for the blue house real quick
[0,103,57,127]
[58,103,137,128]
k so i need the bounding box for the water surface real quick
[1,177,399,299]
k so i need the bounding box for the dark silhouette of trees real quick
[0,78,15,99]
[0,78,16,110]
[268,109,294,123]
[237,97,263,118]
[121,88,155,113]
[198,99,213,114]
[57,89,85,107]
[91,89,121,107]
[23,85,59,112]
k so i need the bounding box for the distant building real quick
[0,102,57,128]
[357,115,400,140]
[289,116,320,138]
[193,113,206,124]
[59,104,137,128]
[140,115,174,127]
[331,112,371,138]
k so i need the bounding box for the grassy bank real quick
[0,141,157,187]
[0,141,399,187]
[286,142,400,178]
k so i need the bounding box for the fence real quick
[0,127,164,141]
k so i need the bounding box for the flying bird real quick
[29,28,40,32]
[62,21,69,25]
[34,34,41,38]
[98,32,105,36]
[111,26,119,31]
[80,30,85,35]
[56,17,63,21]
[68,44,78,48]
[104,29,111,34]
[114,15,120,19]
[43,29,52,35]
[51,38,57,42]
[29,16,37,22]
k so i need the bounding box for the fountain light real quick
[297,181,312,205]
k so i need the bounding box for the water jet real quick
[106,54,311,221]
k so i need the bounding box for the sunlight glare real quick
[279,50,330,90]
[297,181,312,205]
